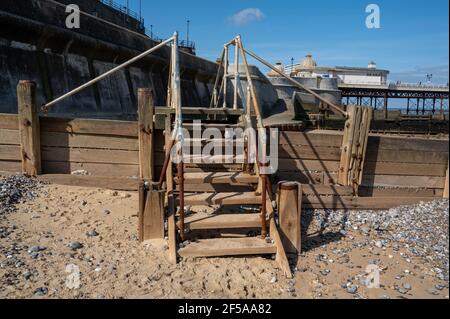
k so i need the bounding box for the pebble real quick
[34,287,48,296]
[28,246,46,253]
[23,271,32,280]
[347,285,358,294]
[403,283,412,291]
[286,286,295,293]
[86,230,99,237]
[0,175,42,216]
[270,276,277,284]
[68,242,83,250]
[397,287,408,294]
[103,210,111,215]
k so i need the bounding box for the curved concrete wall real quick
[269,76,342,106]
[226,64,279,117]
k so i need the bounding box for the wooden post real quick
[338,105,372,191]
[139,183,165,241]
[278,182,302,254]
[17,81,41,176]
[338,105,357,186]
[138,88,154,180]
[444,163,449,199]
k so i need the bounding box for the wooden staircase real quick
[166,124,292,278]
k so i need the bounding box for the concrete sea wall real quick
[0,0,218,119]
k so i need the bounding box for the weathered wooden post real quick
[17,81,41,176]
[138,88,154,180]
[278,182,302,255]
[338,105,373,194]
[444,163,449,199]
[139,182,165,241]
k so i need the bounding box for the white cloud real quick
[229,8,265,26]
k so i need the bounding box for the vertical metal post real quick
[222,45,229,108]
[406,98,410,114]
[186,20,190,44]
[171,31,185,240]
[384,92,388,119]
[233,41,240,110]
[416,98,420,115]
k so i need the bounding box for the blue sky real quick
[121,0,448,84]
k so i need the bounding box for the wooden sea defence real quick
[0,82,449,210]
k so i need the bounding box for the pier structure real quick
[340,82,449,116]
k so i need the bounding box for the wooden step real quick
[184,138,245,144]
[178,237,276,258]
[180,213,264,230]
[183,192,262,205]
[181,172,258,184]
[183,154,245,164]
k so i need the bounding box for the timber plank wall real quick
[278,130,449,197]
[1,112,449,198]
[0,113,165,179]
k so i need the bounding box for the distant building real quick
[282,54,390,86]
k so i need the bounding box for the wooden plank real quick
[359,187,443,198]
[17,81,41,176]
[0,130,20,145]
[0,160,22,173]
[278,182,302,255]
[301,184,353,196]
[302,196,439,210]
[154,106,243,116]
[40,117,138,137]
[140,189,165,240]
[181,213,263,230]
[42,161,139,177]
[277,159,340,173]
[178,237,277,258]
[40,132,138,150]
[364,162,448,177]
[277,171,339,185]
[41,147,140,165]
[361,175,446,188]
[365,149,448,164]
[368,135,449,152]
[182,172,258,184]
[0,114,18,130]
[138,88,154,180]
[279,131,343,148]
[37,174,140,191]
[0,145,21,161]
[278,145,341,161]
[184,192,262,206]
[270,218,293,279]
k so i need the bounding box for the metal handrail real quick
[42,36,174,112]
[99,0,144,23]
